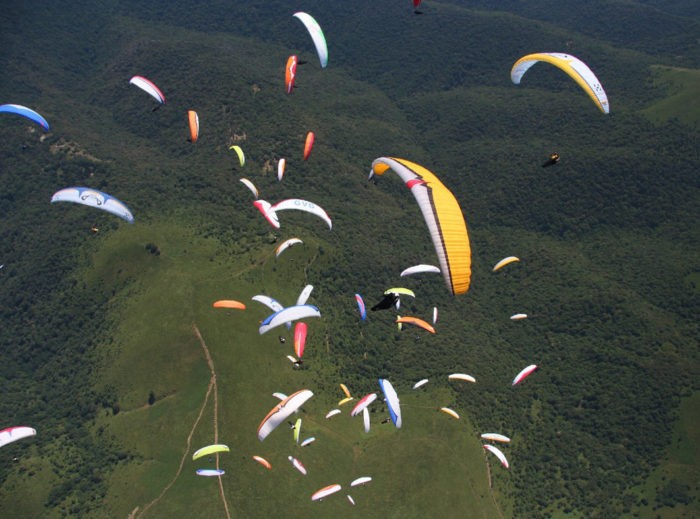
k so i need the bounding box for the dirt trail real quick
[132,323,231,519]
[135,377,214,519]
[192,323,231,519]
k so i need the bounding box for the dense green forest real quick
[0,1,697,517]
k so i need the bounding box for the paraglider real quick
[311,484,342,502]
[276,238,303,258]
[350,393,377,417]
[252,455,272,469]
[239,178,258,199]
[277,158,286,181]
[396,316,435,334]
[51,187,134,223]
[271,199,332,229]
[339,384,352,399]
[371,158,471,295]
[432,306,438,324]
[338,396,354,406]
[400,264,440,277]
[492,256,520,272]
[252,295,284,314]
[351,476,372,487]
[448,373,476,383]
[325,409,341,419]
[294,322,307,360]
[510,53,609,114]
[196,469,225,477]
[481,433,511,443]
[286,55,298,94]
[413,379,429,389]
[257,389,313,441]
[371,292,398,311]
[384,287,415,298]
[512,364,538,386]
[303,131,315,161]
[378,379,402,428]
[293,13,328,68]
[542,153,560,168]
[0,426,36,448]
[483,444,510,469]
[300,437,315,447]
[229,145,245,167]
[293,418,302,443]
[212,300,246,310]
[289,455,307,475]
[253,199,280,229]
[0,104,49,131]
[259,305,321,335]
[296,285,314,306]
[510,313,528,321]
[362,407,370,433]
[354,294,366,320]
[440,407,460,420]
[192,444,230,461]
[187,110,199,142]
[129,75,166,105]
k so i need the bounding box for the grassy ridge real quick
[642,66,700,125]
[82,221,502,518]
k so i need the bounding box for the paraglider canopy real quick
[512,364,538,386]
[0,104,49,131]
[286,55,298,94]
[484,444,510,469]
[378,379,402,428]
[303,131,315,161]
[192,444,230,461]
[51,187,134,223]
[129,75,166,104]
[212,300,246,310]
[396,316,435,334]
[293,12,328,68]
[371,157,471,295]
[252,455,272,469]
[492,256,520,272]
[187,110,199,142]
[510,53,609,114]
[229,145,245,167]
[371,292,399,311]
[311,484,342,501]
[257,389,314,441]
[354,294,367,320]
[196,469,225,476]
[0,426,36,448]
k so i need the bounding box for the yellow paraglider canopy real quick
[372,157,471,295]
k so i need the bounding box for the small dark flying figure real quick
[371,293,399,311]
[542,153,560,168]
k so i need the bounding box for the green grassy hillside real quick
[0,1,697,518]
[642,66,700,125]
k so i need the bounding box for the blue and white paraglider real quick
[51,187,134,223]
[0,104,49,131]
